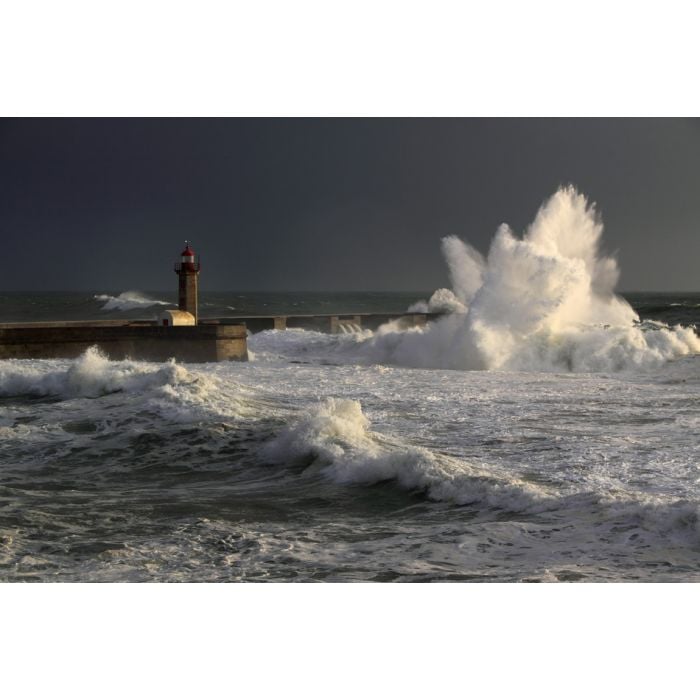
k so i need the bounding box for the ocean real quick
[1,190,699,582]
[1,288,697,582]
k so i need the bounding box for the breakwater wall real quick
[0,312,439,363]
[0,321,248,362]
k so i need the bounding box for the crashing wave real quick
[0,346,257,425]
[391,186,699,372]
[0,346,193,399]
[262,397,551,510]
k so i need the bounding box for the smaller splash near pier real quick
[368,186,699,372]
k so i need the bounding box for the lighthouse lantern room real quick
[174,241,201,323]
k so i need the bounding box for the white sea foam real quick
[262,397,700,543]
[94,291,172,311]
[0,347,195,399]
[262,397,551,510]
[0,346,250,415]
[248,328,372,363]
[0,347,259,434]
[408,288,466,314]
[2,344,699,580]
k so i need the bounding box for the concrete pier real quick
[0,312,441,363]
[0,321,248,362]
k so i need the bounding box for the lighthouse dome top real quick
[181,243,195,257]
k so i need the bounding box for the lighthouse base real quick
[0,322,248,363]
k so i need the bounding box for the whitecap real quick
[94,291,172,311]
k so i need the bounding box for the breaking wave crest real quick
[0,346,195,399]
[262,398,700,542]
[0,347,256,423]
[94,291,172,311]
[0,348,260,437]
[261,397,549,509]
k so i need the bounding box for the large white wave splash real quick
[94,291,172,311]
[392,186,699,371]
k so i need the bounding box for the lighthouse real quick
[175,241,200,324]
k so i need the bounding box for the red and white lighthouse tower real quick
[175,241,201,324]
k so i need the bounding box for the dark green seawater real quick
[0,291,430,324]
[1,290,699,326]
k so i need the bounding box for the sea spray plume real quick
[515,186,634,329]
[458,187,635,368]
[379,186,699,371]
[441,235,485,305]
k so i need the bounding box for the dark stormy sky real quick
[0,118,698,293]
